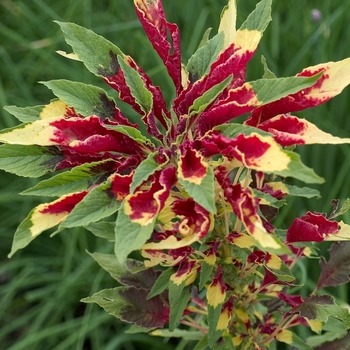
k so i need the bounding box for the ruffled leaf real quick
[286,211,339,243]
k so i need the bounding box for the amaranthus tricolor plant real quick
[1,0,350,348]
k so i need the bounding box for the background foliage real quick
[1,0,350,348]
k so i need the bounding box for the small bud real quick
[310,9,322,22]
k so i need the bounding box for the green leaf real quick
[314,331,350,350]
[130,152,162,193]
[284,184,320,198]
[207,304,223,347]
[332,198,350,218]
[274,151,324,184]
[250,71,323,105]
[59,181,120,228]
[114,202,156,263]
[199,261,214,291]
[239,0,272,32]
[0,144,63,178]
[117,56,153,114]
[189,75,233,114]
[216,123,272,138]
[22,160,114,196]
[295,295,350,328]
[105,124,153,146]
[179,166,217,214]
[41,80,117,119]
[277,330,313,350]
[307,318,348,348]
[264,259,295,283]
[261,55,276,79]
[56,21,124,77]
[150,329,203,341]
[147,267,173,299]
[88,252,159,289]
[4,105,43,123]
[197,28,213,50]
[186,31,225,83]
[81,287,127,318]
[83,221,115,241]
[168,280,191,331]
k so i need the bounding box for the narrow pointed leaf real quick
[189,75,232,114]
[117,56,153,114]
[130,152,162,193]
[259,115,350,146]
[22,159,116,196]
[168,280,191,331]
[83,221,115,241]
[8,191,87,257]
[59,181,121,228]
[186,31,225,83]
[218,0,237,50]
[134,0,182,92]
[0,144,63,178]
[147,267,173,299]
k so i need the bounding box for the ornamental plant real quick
[2,0,350,348]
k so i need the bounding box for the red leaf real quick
[39,191,88,215]
[286,211,339,243]
[50,116,144,154]
[134,0,182,94]
[119,287,169,328]
[173,45,246,117]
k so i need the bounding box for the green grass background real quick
[1,0,350,349]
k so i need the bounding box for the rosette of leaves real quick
[1,0,350,349]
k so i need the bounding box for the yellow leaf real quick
[218,0,237,49]
[276,329,293,344]
[207,282,226,308]
[0,119,59,146]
